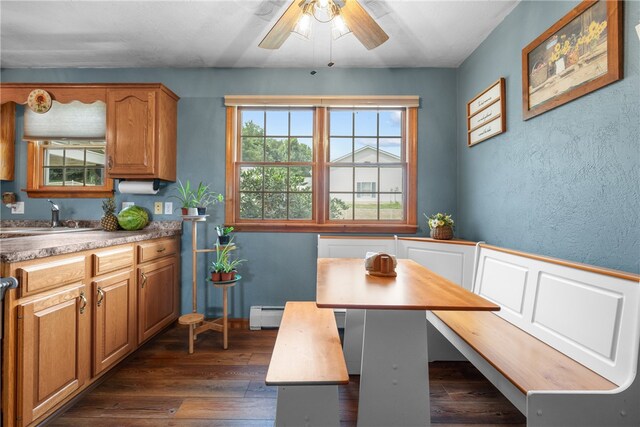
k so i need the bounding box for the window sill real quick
[24,188,115,198]
[229,222,418,234]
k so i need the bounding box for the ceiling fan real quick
[259,0,389,50]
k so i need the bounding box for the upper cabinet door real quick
[106,89,157,177]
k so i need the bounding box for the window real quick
[26,140,113,198]
[225,96,418,233]
[23,99,113,198]
[43,141,106,186]
[238,109,314,220]
[329,109,404,220]
[356,182,377,198]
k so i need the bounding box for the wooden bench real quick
[266,301,348,427]
[429,244,640,426]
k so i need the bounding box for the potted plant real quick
[193,182,224,215]
[425,212,454,240]
[193,182,210,216]
[209,259,224,282]
[213,237,245,281]
[172,179,197,215]
[216,225,234,245]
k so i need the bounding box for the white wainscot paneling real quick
[406,248,464,285]
[318,238,396,259]
[532,273,623,360]
[477,257,528,315]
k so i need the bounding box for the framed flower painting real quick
[522,0,622,120]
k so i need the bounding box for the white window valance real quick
[23,100,106,141]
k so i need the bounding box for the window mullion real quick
[316,107,327,224]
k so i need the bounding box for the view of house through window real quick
[42,140,106,187]
[228,98,417,232]
[328,109,404,220]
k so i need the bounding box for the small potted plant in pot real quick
[172,179,197,216]
[199,191,224,216]
[216,225,234,245]
[214,237,245,281]
[425,212,454,240]
[210,259,224,282]
[193,183,224,216]
[193,182,210,216]
[220,257,245,281]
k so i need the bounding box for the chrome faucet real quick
[47,199,61,228]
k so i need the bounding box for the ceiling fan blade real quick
[259,0,305,49]
[340,0,389,50]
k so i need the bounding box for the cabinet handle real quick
[141,272,148,288]
[79,291,87,314]
[156,247,166,253]
[107,155,113,170]
[96,287,105,307]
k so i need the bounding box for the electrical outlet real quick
[164,202,173,215]
[154,202,163,214]
[122,202,134,210]
[11,202,24,214]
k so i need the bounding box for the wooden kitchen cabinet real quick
[106,85,178,181]
[3,236,180,427]
[0,102,15,181]
[92,269,135,376]
[137,253,179,344]
[16,283,90,426]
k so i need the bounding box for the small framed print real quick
[467,78,506,147]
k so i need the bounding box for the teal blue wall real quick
[456,0,639,273]
[2,0,638,319]
[0,68,458,317]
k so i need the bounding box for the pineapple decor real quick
[101,197,120,231]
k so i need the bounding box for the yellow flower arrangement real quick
[548,19,607,67]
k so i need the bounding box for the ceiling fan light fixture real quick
[331,12,351,39]
[292,4,314,40]
[317,0,330,9]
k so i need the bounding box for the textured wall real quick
[456,0,640,273]
[0,67,458,316]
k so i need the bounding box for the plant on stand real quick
[425,212,455,240]
[216,225,234,245]
[172,179,197,215]
[193,183,224,215]
[211,237,245,281]
[209,259,224,282]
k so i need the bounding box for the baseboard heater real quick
[250,306,346,330]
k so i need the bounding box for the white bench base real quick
[274,385,340,427]
[358,309,431,427]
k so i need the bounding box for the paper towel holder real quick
[118,178,161,194]
[118,179,162,193]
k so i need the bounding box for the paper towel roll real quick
[118,180,159,195]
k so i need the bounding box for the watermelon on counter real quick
[117,206,149,230]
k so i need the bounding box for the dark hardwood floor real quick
[50,324,526,426]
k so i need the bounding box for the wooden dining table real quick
[316,258,500,427]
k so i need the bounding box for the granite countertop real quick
[0,221,182,263]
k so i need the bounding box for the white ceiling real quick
[0,0,519,69]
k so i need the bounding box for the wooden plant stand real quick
[177,216,239,353]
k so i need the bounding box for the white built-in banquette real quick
[318,236,640,427]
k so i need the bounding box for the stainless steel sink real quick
[0,227,101,237]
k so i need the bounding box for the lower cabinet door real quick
[138,256,178,344]
[17,283,89,426]
[93,270,136,376]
